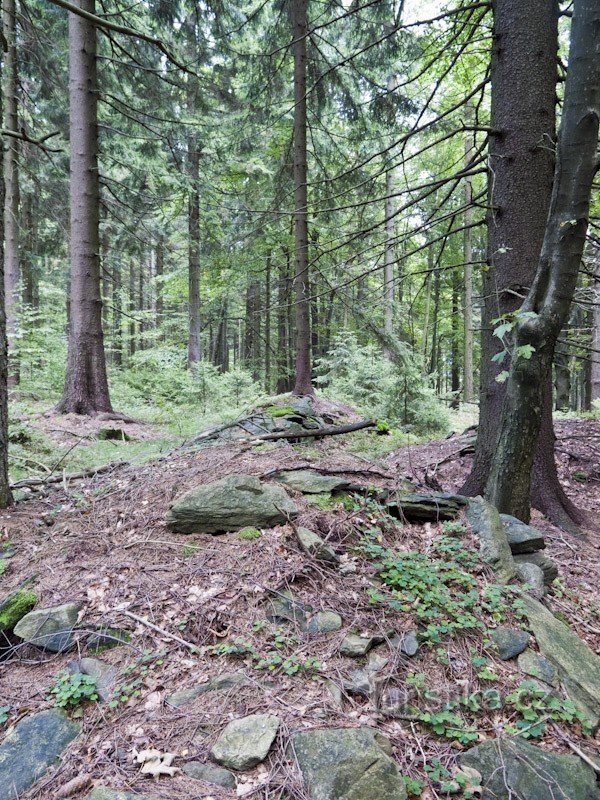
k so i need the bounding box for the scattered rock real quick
[339,634,375,657]
[0,710,80,800]
[344,649,389,696]
[295,526,340,564]
[303,610,342,634]
[166,474,298,534]
[490,626,530,660]
[211,713,280,770]
[517,649,558,687]
[86,626,131,653]
[13,602,80,652]
[0,589,36,633]
[514,552,558,585]
[84,790,160,800]
[265,590,310,625]
[277,470,351,494]
[500,514,546,554]
[514,561,545,597]
[291,727,407,800]
[167,671,249,708]
[391,630,419,656]
[182,761,236,788]
[523,595,600,730]
[460,738,599,800]
[68,657,118,702]
[324,679,344,709]
[466,498,516,582]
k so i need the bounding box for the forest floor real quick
[0,401,598,799]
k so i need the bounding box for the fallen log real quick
[249,419,377,442]
[11,460,128,489]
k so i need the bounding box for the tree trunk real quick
[112,256,122,366]
[592,252,600,402]
[291,0,313,396]
[277,249,291,393]
[461,0,568,524]
[486,0,600,523]
[155,235,163,338]
[463,113,475,403]
[3,0,19,386]
[383,167,395,355]
[128,259,136,359]
[554,346,571,410]
[187,131,201,369]
[0,44,12,507]
[57,0,112,414]
[265,251,271,392]
[450,270,460,408]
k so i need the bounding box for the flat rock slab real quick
[517,649,558,687]
[211,713,280,770]
[296,527,340,564]
[276,470,351,494]
[85,790,162,800]
[523,595,600,730]
[339,634,375,657]
[466,498,515,583]
[291,727,407,800]
[388,492,467,523]
[182,761,236,788]
[13,602,80,652]
[490,627,531,660]
[500,514,546,554]
[460,738,599,800]
[166,474,298,534]
[303,611,343,634]
[0,710,80,800]
[167,671,249,708]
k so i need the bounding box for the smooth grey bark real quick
[3,0,19,386]
[291,0,313,396]
[486,0,600,521]
[57,0,112,414]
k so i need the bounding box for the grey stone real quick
[167,671,248,708]
[388,492,466,523]
[277,470,350,494]
[68,657,118,702]
[399,630,419,656]
[344,650,389,696]
[500,514,546,554]
[296,527,340,564]
[166,474,298,534]
[466,498,516,582]
[324,680,344,709]
[523,595,600,730]
[460,738,599,800]
[0,589,37,633]
[0,710,80,800]
[291,727,407,800]
[514,562,546,597]
[514,552,558,585]
[13,602,80,652]
[211,714,280,770]
[339,634,374,657]
[490,626,531,660]
[183,761,236,788]
[303,611,342,634]
[85,790,161,800]
[265,590,310,625]
[517,649,558,687]
[86,626,131,653]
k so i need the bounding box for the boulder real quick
[466,498,515,582]
[166,475,298,534]
[0,710,80,800]
[303,611,342,634]
[517,649,558,687]
[167,671,249,709]
[460,738,599,800]
[211,714,280,770]
[500,515,545,554]
[514,562,545,597]
[182,761,236,788]
[295,527,340,564]
[523,595,600,730]
[277,470,350,494]
[514,552,558,585]
[13,602,80,652]
[0,589,36,633]
[291,727,407,800]
[339,634,375,657]
[490,627,530,660]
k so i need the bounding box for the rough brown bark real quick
[486,0,600,524]
[155,235,163,337]
[461,0,579,529]
[3,0,20,386]
[463,111,475,402]
[187,132,201,369]
[0,47,12,507]
[57,0,112,415]
[291,0,313,396]
[128,258,136,358]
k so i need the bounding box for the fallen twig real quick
[119,609,199,653]
[248,419,377,442]
[10,460,128,489]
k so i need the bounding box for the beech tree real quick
[486,0,600,520]
[57,0,112,414]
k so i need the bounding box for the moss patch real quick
[264,405,295,418]
[0,589,37,632]
[238,527,262,541]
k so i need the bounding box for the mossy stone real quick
[0,590,37,633]
[264,405,295,418]
[238,527,261,541]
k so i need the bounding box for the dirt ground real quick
[0,418,598,799]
